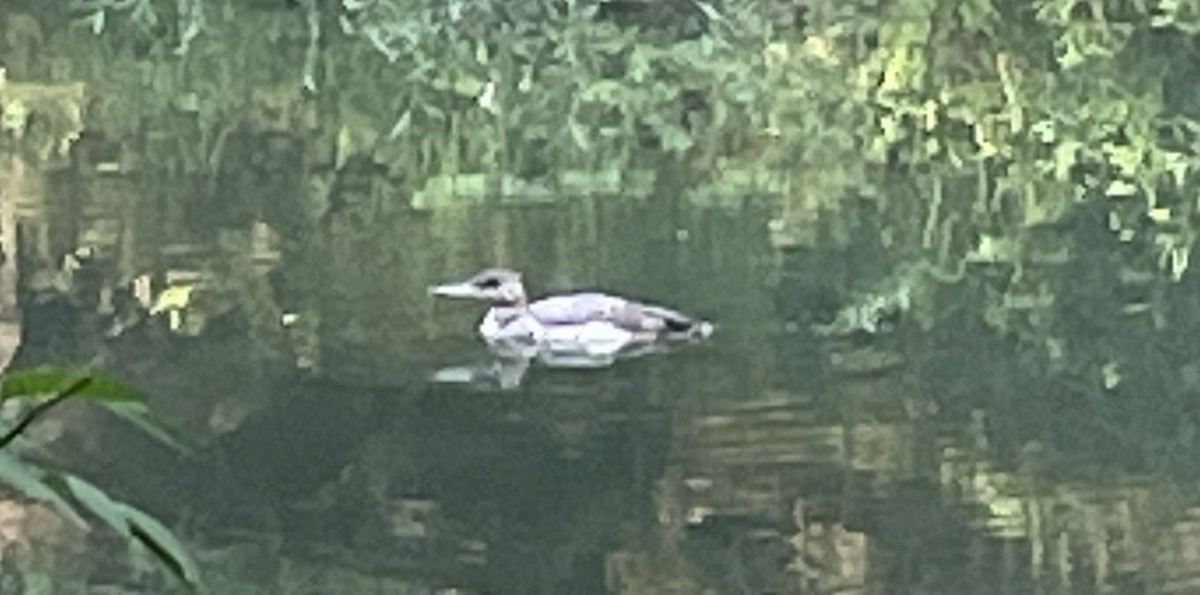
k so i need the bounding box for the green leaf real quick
[0,452,88,529]
[580,80,624,105]
[387,109,412,140]
[474,40,488,65]
[102,402,192,455]
[1162,151,1193,188]
[1103,142,1143,176]
[628,46,653,83]
[693,1,726,23]
[62,474,204,592]
[120,502,204,591]
[569,120,591,151]
[452,73,486,98]
[656,122,694,152]
[2,366,142,403]
[61,473,131,537]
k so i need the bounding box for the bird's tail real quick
[644,305,714,339]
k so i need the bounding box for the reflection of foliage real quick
[0,367,202,592]
[0,81,86,161]
[78,0,1198,248]
[70,0,205,53]
[56,0,1200,371]
[239,1,1200,278]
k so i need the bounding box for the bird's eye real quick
[476,277,501,289]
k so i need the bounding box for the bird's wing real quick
[529,293,700,333]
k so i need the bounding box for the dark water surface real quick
[21,198,1197,594]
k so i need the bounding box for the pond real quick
[6,193,1194,595]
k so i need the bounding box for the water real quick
[0,0,1195,588]
[10,195,1192,594]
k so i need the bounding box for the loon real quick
[429,268,713,358]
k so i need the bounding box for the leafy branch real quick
[0,366,203,593]
[0,376,91,449]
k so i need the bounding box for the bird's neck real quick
[491,301,528,321]
[494,286,528,308]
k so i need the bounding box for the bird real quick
[428,267,713,358]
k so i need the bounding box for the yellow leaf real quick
[1105,180,1138,197]
[150,285,195,315]
[1103,142,1143,176]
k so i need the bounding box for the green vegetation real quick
[12,0,1184,400]
[0,367,203,593]
[0,1,1195,592]
[73,0,1196,256]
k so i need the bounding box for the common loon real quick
[429,268,713,358]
